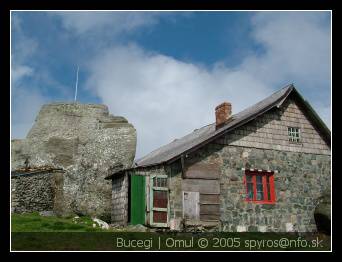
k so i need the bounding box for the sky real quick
[11,11,331,159]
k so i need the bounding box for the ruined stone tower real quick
[11,103,136,221]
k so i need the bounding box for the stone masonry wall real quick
[183,144,330,232]
[147,142,330,232]
[11,172,61,213]
[111,173,129,225]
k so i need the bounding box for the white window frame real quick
[149,174,169,227]
[288,127,301,143]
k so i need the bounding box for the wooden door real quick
[130,175,146,225]
[183,191,199,220]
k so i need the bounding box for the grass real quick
[11,212,109,232]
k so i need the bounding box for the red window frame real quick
[244,170,276,204]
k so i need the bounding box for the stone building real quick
[11,167,65,215]
[11,103,136,221]
[106,84,331,232]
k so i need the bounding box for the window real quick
[149,175,169,227]
[288,127,301,143]
[244,170,276,204]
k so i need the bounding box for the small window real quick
[244,171,276,204]
[153,177,168,188]
[288,127,301,143]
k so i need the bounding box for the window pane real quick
[247,183,254,200]
[257,192,264,201]
[267,183,271,201]
[246,175,253,182]
[153,190,168,208]
[256,183,264,200]
[256,175,263,184]
[288,127,300,142]
[153,177,167,187]
[153,211,167,223]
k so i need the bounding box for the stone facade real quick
[11,170,65,214]
[123,97,331,232]
[11,103,136,221]
[179,144,330,232]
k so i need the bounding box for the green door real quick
[130,175,146,225]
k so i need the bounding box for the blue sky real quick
[11,11,331,158]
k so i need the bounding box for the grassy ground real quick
[11,212,109,232]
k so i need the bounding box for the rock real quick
[236,225,247,232]
[39,210,55,217]
[169,218,182,231]
[93,217,110,229]
[314,189,331,235]
[11,103,137,221]
[285,223,294,232]
[126,224,148,232]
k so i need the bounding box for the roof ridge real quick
[134,84,295,167]
[121,83,331,172]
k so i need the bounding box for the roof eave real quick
[291,88,331,145]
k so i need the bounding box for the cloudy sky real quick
[11,11,331,158]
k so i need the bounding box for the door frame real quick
[149,174,169,227]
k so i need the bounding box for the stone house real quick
[105,84,331,232]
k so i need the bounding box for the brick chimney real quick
[215,102,232,129]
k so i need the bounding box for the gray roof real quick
[106,84,330,179]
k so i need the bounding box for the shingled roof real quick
[106,84,330,179]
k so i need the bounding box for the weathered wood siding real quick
[182,161,221,223]
[215,98,330,155]
[111,173,129,225]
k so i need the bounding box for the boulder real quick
[11,103,136,221]
[92,217,110,229]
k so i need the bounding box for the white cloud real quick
[85,12,331,158]
[11,65,34,85]
[86,44,272,158]
[52,11,163,35]
[242,12,331,89]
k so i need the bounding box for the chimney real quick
[215,102,232,129]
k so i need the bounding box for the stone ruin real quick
[11,103,136,221]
